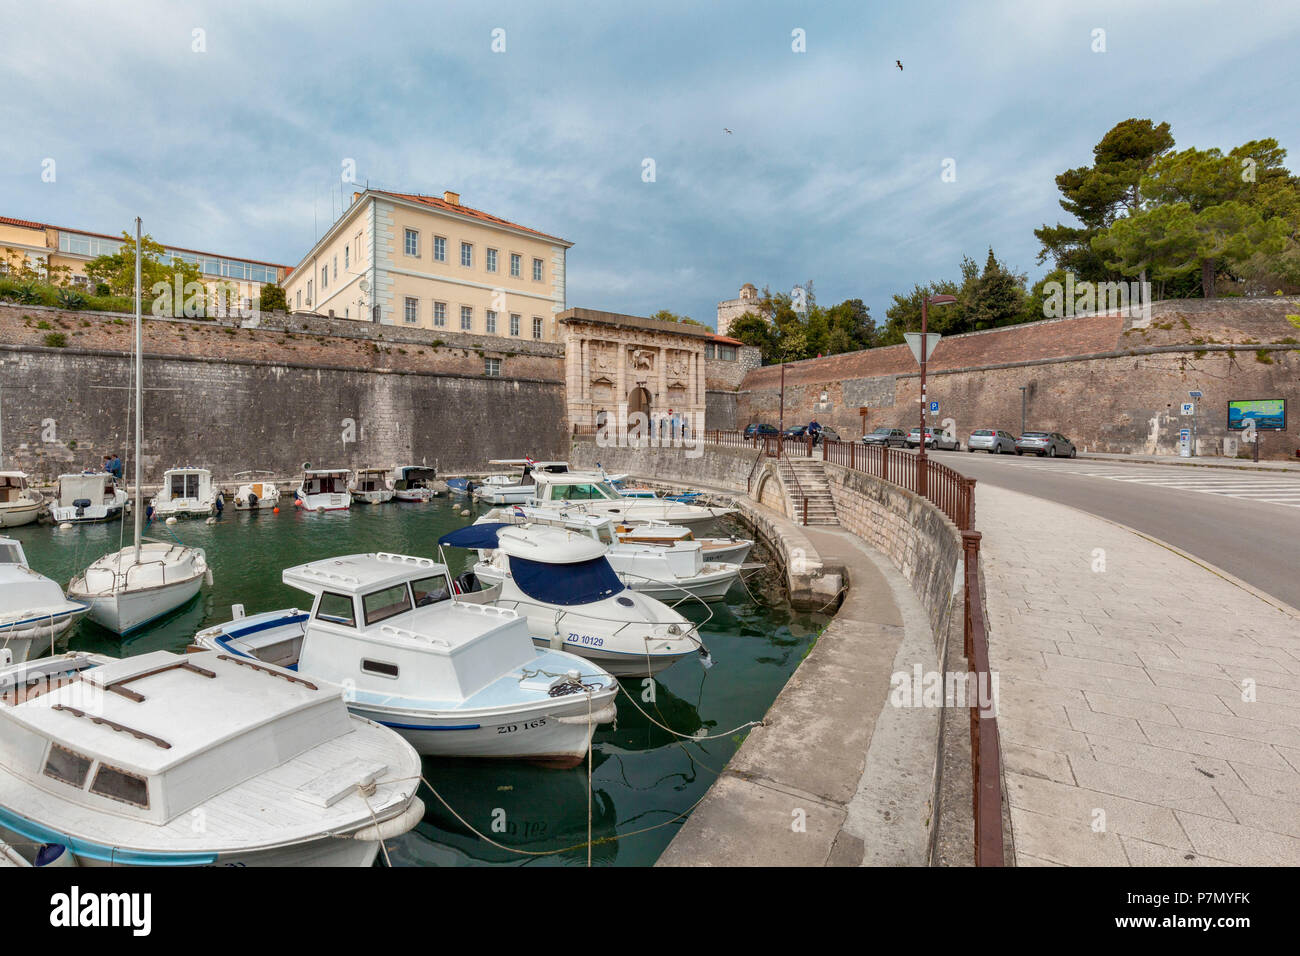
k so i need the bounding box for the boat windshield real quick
[508,555,625,605]
[412,574,451,607]
[0,542,24,564]
[546,481,619,502]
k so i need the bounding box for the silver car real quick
[1015,431,1077,458]
[968,429,1016,454]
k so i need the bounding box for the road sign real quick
[1189,390,1203,399]
[904,332,942,365]
[929,401,939,413]
[1180,402,1195,416]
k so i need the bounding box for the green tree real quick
[259,283,287,312]
[1034,119,1175,281]
[649,308,709,327]
[968,248,1027,329]
[727,311,780,364]
[84,230,204,298]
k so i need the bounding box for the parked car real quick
[781,425,808,438]
[906,427,960,451]
[744,423,780,438]
[1015,431,1077,457]
[782,424,841,445]
[968,429,1017,454]
[863,427,908,447]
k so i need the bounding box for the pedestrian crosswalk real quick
[1067,466,1300,509]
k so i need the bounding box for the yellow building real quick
[0,214,287,313]
[282,189,572,341]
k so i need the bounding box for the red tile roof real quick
[0,215,47,230]
[376,190,571,245]
[709,333,744,345]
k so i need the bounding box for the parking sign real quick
[1180,402,1194,416]
[929,401,939,413]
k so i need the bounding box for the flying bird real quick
[723,128,733,134]
[896,60,903,71]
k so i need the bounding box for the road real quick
[925,449,1300,610]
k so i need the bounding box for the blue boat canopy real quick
[437,522,511,550]
[508,555,625,606]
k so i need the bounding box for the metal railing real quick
[664,428,1000,864]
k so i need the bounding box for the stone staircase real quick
[777,457,839,526]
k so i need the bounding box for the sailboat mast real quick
[133,217,143,563]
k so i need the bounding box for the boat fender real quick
[35,843,77,867]
[205,568,214,586]
[353,797,425,842]
[58,522,72,531]
[552,703,617,726]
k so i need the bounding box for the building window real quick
[484,358,501,377]
[510,253,521,278]
[485,309,497,333]
[433,236,446,262]
[433,301,446,327]
[460,305,473,331]
[532,316,543,339]
[306,279,313,305]
[344,245,349,269]
[404,228,419,257]
[509,313,520,336]
[321,265,328,289]
[404,297,418,324]
[460,242,473,267]
[296,289,302,309]
[705,343,715,359]
[719,345,737,361]
[486,248,498,272]
[332,256,337,281]
[532,258,543,281]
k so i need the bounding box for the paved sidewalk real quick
[978,485,1300,866]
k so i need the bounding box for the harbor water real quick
[10,497,829,866]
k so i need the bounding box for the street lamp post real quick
[917,294,957,497]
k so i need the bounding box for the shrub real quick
[43,332,68,348]
[57,288,87,310]
[36,320,51,330]
[1255,349,1273,364]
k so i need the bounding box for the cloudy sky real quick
[2,0,1297,328]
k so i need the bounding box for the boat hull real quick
[0,613,79,665]
[296,492,351,511]
[49,505,124,524]
[0,503,42,528]
[81,574,204,634]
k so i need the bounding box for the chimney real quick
[443,190,460,206]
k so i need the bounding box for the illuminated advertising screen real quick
[1227,399,1286,431]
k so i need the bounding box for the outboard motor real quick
[246,491,258,509]
[72,497,91,519]
[455,571,480,595]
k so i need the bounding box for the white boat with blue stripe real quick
[194,552,618,768]
[439,523,711,677]
[0,649,423,867]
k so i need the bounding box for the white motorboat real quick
[150,466,220,519]
[295,468,352,511]
[614,520,754,565]
[470,459,572,505]
[350,468,394,504]
[0,473,46,528]
[49,473,128,524]
[232,475,280,510]
[65,220,212,636]
[529,470,732,529]
[393,465,444,501]
[0,649,423,866]
[194,552,619,767]
[439,523,709,677]
[0,538,87,665]
[478,506,743,603]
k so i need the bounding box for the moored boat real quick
[295,468,352,511]
[393,465,444,501]
[150,466,220,519]
[349,468,394,504]
[49,472,127,525]
[470,459,572,505]
[194,552,618,767]
[439,523,709,677]
[529,470,731,529]
[0,649,423,866]
[0,473,46,528]
[232,474,280,510]
[0,538,87,664]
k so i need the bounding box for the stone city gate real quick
[559,307,709,436]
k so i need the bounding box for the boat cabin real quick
[283,553,537,702]
[486,459,569,485]
[0,473,34,505]
[529,470,623,504]
[301,469,350,495]
[56,473,119,508]
[393,466,437,490]
[0,650,352,826]
[158,467,212,503]
[352,469,389,493]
